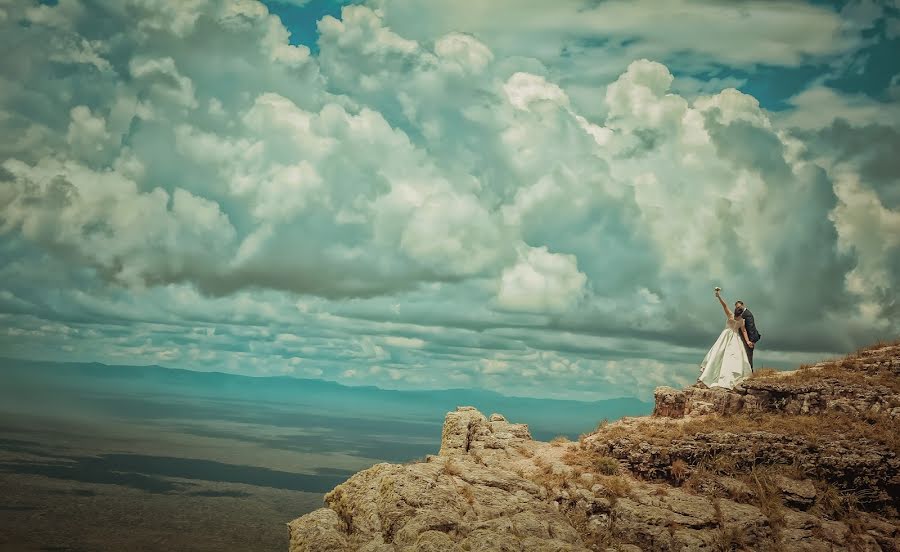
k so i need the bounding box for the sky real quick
[0,0,898,401]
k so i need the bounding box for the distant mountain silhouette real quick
[0,357,652,439]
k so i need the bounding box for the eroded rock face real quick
[287,344,900,551]
[438,406,532,457]
[288,406,590,552]
[590,428,900,506]
[288,408,899,551]
[655,345,900,420]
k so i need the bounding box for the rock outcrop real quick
[654,345,900,420]
[288,343,900,551]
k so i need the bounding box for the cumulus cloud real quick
[0,0,897,400]
[495,244,587,313]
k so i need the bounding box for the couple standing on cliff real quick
[697,288,762,389]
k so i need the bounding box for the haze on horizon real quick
[1,0,898,401]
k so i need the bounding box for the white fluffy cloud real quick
[495,244,587,313]
[0,0,897,400]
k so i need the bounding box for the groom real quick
[734,300,761,369]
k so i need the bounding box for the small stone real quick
[774,475,817,508]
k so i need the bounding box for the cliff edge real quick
[287,343,900,551]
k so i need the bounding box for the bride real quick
[698,288,753,389]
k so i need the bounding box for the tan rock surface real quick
[288,343,900,551]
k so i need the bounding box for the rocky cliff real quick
[287,343,900,551]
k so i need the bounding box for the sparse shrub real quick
[550,435,570,446]
[711,525,747,551]
[595,475,631,498]
[708,454,739,475]
[564,507,623,549]
[670,458,689,483]
[811,482,847,520]
[528,469,569,494]
[594,456,620,476]
[811,480,871,526]
[748,468,784,529]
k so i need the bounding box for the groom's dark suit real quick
[738,308,761,369]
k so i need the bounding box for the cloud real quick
[780,85,900,130]
[0,0,897,400]
[372,0,855,68]
[267,0,312,6]
[369,0,867,120]
[495,243,587,313]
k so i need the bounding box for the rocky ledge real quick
[287,343,900,551]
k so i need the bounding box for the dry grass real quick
[550,435,570,446]
[747,467,786,530]
[459,483,476,505]
[780,360,900,394]
[564,508,624,550]
[810,481,852,520]
[528,465,570,494]
[442,459,462,477]
[748,367,779,380]
[597,475,632,498]
[562,446,620,475]
[854,338,900,353]
[670,458,690,483]
[682,466,712,495]
[513,444,535,458]
[594,456,620,476]
[591,409,899,459]
[711,525,748,552]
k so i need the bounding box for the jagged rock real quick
[654,344,900,421]
[438,406,532,458]
[591,428,900,507]
[693,475,755,501]
[652,386,685,418]
[288,344,900,552]
[438,406,489,456]
[288,407,583,551]
[287,508,349,552]
[774,475,817,508]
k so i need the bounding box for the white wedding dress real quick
[698,314,752,389]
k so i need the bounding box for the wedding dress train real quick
[698,314,752,389]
